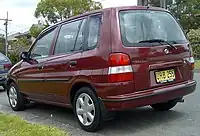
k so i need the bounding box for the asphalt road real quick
[0,73,199,136]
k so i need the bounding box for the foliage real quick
[148,0,173,7]
[8,37,31,64]
[0,113,68,136]
[195,59,200,69]
[149,0,200,34]
[10,37,31,53]
[187,29,200,58]
[35,0,102,25]
[0,37,5,54]
[29,24,46,38]
[168,0,200,34]
[8,52,19,65]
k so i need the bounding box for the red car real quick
[7,6,196,132]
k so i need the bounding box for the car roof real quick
[113,5,168,12]
[40,6,168,35]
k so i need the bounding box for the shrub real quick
[187,29,200,58]
[8,36,31,64]
[8,52,20,64]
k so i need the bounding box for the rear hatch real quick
[118,9,194,92]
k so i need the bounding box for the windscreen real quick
[119,10,188,46]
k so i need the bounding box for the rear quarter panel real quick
[71,9,112,98]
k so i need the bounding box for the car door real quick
[17,26,58,101]
[42,18,87,105]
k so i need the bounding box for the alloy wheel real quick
[9,86,18,108]
[76,93,95,126]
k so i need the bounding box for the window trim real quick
[53,17,87,55]
[74,19,88,51]
[83,13,103,51]
[28,26,58,60]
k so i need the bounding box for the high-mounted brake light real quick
[108,53,133,82]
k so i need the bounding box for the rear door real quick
[117,9,191,91]
[43,18,87,104]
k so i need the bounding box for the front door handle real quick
[69,60,77,67]
[37,65,44,70]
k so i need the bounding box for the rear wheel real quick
[151,100,178,111]
[8,83,26,111]
[73,87,103,132]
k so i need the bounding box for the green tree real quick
[8,36,31,64]
[34,0,102,25]
[188,29,200,58]
[148,0,200,34]
[168,0,200,34]
[29,24,46,38]
[148,0,173,7]
[0,37,5,53]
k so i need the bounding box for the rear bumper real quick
[99,80,196,111]
[0,79,6,86]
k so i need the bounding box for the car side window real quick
[54,20,82,54]
[87,15,101,49]
[31,27,57,59]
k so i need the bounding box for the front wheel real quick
[73,87,103,132]
[7,83,26,111]
[151,100,178,111]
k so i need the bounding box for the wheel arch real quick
[6,77,17,94]
[69,80,97,105]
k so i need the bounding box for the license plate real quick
[155,69,175,83]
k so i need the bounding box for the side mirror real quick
[20,52,29,61]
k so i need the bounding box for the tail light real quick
[187,44,195,70]
[4,63,12,71]
[108,53,133,82]
[186,57,195,70]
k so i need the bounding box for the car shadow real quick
[100,107,184,135]
[25,103,184,135]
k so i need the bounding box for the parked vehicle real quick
[0,52,12,89]
[7,6,196,132]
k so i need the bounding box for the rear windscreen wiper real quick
[139,39,177,50]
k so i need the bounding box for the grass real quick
[0,113,68,136]
[195,59,200,70]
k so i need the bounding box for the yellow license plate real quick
[155,69,175,83]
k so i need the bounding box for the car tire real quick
[7,83,26,111]
[151,100,178,111]
[73,87,103,132]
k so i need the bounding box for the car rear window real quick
[0,53,7,61]
[119,10,188,46]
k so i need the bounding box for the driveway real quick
[0,73,199,136]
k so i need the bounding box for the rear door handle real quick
[37,65,44,70]
[69,60,77,67]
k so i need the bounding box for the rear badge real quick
[164,48,170,55]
